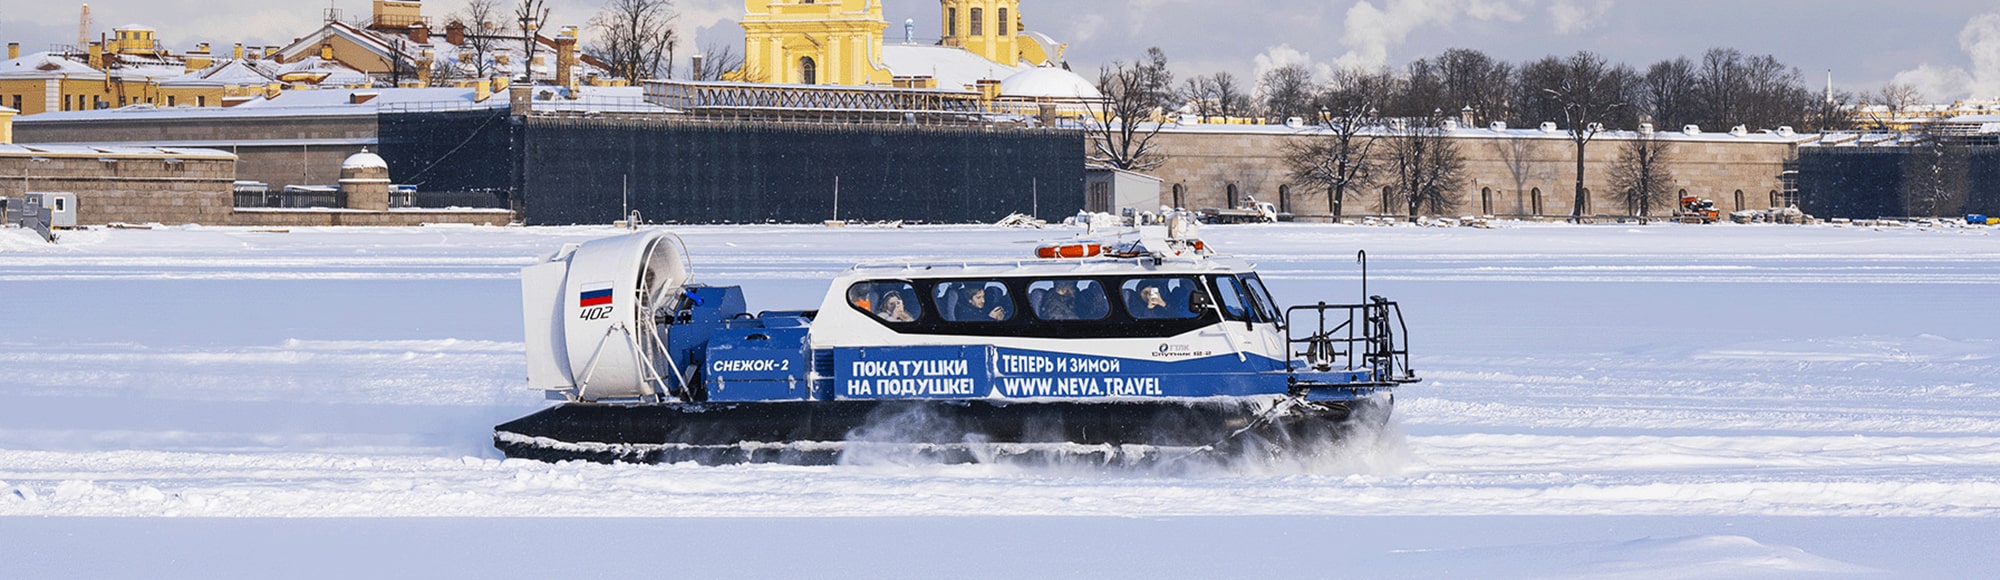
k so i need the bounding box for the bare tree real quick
[1260,63,1316,123]
[1179,72,1252,122]
[1210,72,1252,120]
[1434,48,1514,126]
[514,0,551,83]
[1640,57,1696,128]
[1533,51,1635,221]
[690,42,742,82]
[452,0,505,78]
[1385,111,1466,217]
[1610,131,1676,218]
[1862,82,1922,131]
[1806,88,1857,133]
[1284,68,1388,217]
[1178,76,1218,121]
[587,0,680,82]
[1084,48,1176,172]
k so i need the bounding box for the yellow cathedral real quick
[739,0,1067,88]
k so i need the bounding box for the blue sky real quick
[3,0,1995,100]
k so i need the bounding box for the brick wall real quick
[1131,129,1798,220]
[0,155,236,224]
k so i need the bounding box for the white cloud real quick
[1891,12,2000,101]
[1547,0,1614,35]
[1253,44,1332,84]
[1333,0,1533,71]
[1069,14,1107,44]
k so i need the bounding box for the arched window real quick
[1480,187,1492,215]
[1531,187,1543,216]
[1278,184,1291,214]
[1580,188,1591,215]
[1769,190,1780,208]
[1172,183,1185,209]
[799,56,817,85]
[1381,186,1393,215]
[971,7,984,35]
[947,8,957,36]
[1734,189,1745,211]
[1226,183,1239,208]
[998,8,1010,35]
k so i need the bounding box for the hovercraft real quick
[495,215,1418,465]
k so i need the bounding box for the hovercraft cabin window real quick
[849,281,922,323]
[934,281,1015,322]
[844,274,1274,339]
[1120,278,1200,320]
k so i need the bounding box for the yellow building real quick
[0,104,14,143]
[739,0,1067,88]
[739,0,894,85]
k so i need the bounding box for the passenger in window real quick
[1130,283,1176,319]
[1040,280,1081,319]
[955,285,1010,322]
[875,290,916,322]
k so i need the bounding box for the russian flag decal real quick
[579,288,614,307]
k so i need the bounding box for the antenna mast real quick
[78,4,93,47]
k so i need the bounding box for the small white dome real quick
[342,149,388,170]
[999,67,1103,100]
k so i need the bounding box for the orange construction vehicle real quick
[1679,196,1720,224]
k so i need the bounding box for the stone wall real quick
[0,154,236,224]
[1136,128,1801,220]
[226,208,516,227]
[12,113,376,191]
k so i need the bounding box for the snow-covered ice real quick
[2,222,1998,578]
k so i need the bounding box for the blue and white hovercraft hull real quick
[495,223,1415,465]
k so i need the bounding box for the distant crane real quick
[78,4,92,47]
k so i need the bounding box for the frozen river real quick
[2,222,1997,578]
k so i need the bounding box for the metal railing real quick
[1284,297,1416,386]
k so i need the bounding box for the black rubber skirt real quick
[494,397,1387,465]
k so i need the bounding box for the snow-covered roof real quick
[0,143,235,159]
[0,105,16,114]
[274,56,373,86]
[342,149,388,170]
[115,24,158,32]
[532,85,679,114]
[165,59,278,87]
[0,52,105,78]
[880,44,1022,91]
[1000,66,1100,100]
[15,87,501,122]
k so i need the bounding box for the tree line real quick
[1088,46,1851,219]
[434,0,742,85]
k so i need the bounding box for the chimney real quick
[87,42,104,69]
[7,43,17,60]
[409,23,429,44]
[233,43,244,60]
[690,54,705,80]
[185,43,212,72]
[263,46,278,60]
[446,21,465,46]
[474,78,492,102]
[555,26,578,93]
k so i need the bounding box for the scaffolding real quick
[644,80,991,125]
